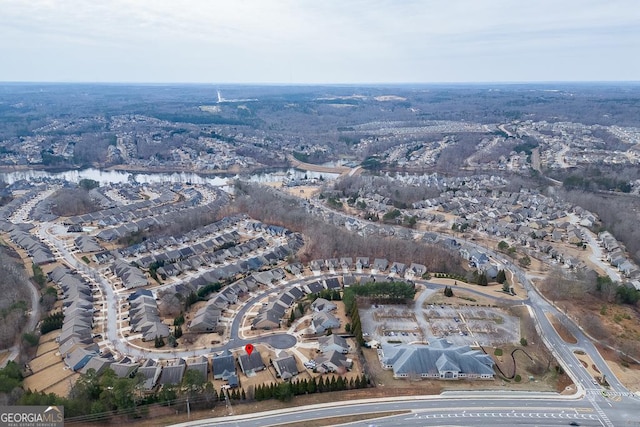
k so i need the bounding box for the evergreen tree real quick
[268,383,276,399]
[356,374,368,388]
[275,382,293,402]
[496,269,507,284]
[167,334,177,348]
[173,313,185,326]
[307,378,317,394]
[476,272,488,286]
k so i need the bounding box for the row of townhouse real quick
[598,231,640,284]
[7,225,56,265]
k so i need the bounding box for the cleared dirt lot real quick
[596,344,640,393]
[23,358,78,394]
[22,330,79,395]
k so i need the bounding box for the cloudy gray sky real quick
[1,0,638,83]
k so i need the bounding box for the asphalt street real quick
[170,394,640,427]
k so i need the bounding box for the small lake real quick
[0,167,339,187]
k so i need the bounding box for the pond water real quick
[0,167,339,187]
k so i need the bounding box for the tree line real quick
[342,281,415,346]
[254,374,370,402]
[0,246,32,352]
[231,182,465,275]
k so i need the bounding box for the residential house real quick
[311,312,340,334]
[186,356,209,381]
[238,350,265,376]
[311,298,337,313]
[373,258,389,272]
[212,350,236,381]
[273,351,298,380]
[314,350,352,373]
[65,347,97,371]
[190,303,222,333]
[138,360,163,390]
[318,335,350,354]
[158,359,187,386]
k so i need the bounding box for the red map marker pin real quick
[245,344,254,356]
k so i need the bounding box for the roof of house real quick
[238,351,264,374]
[74,236,103,253]
[190,305,221,333]
[65,347,97,371]
[212,350,236,379]
[110,362,140,378]
[315,350,349,371]
[305,281,324,294]
[324,278,341,289]
[158,359,186,385]
[318,334,349,352]
[312,311,340,332]
[79,356,112,376]
[373,258,389,271]
[273,352,298,380]
[311,298,337,312]
[186,356,209,380]
[138,365,162,390]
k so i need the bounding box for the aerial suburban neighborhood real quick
[0,83,639,426]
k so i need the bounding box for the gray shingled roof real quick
[212,350,236,380]
[380,339,494,378]
[238,351,264,375]
[273,352,298,380]
[186,356,209,381]
[158,359,186,385]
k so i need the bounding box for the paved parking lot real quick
[361,303,520,347]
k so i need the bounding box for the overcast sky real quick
[1,0,639,84]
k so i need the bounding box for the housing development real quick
[0,83,639,426]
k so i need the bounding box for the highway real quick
[170,393,640,427]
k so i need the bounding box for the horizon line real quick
[1,80,640,87]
